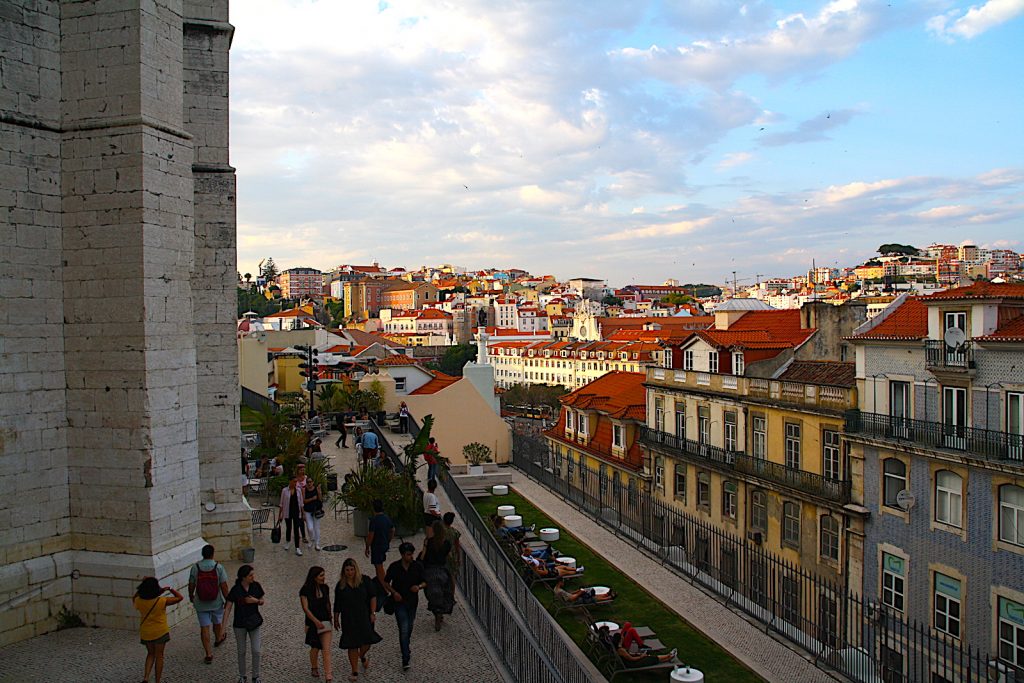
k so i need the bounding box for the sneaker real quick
[296,547,303,556]
[402,660,410,671]
[669,648,678,659]
[315,545,322,552]
[283,545,290,551]
[576,565,584,573]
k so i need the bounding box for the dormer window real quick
[683,350,694,371]
[565,410,574,432]
[620,352,628,360]
[733,352,745,376]
[709,351,719,374]
[578,413,588,436]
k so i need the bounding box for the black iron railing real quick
[512,432,1023,683]
[925,339,974,370]
[640,426,852,503]
[845,410,1024,463]
[241,386,278,413]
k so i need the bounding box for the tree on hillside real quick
[878,243,919,256]
[325,300,345,326]
[681,283,722,297]
[237,286,275,317]
[659,292,694,306]
[499,383,569,416]
[601,294,624,307]
[261,257,279,281]
[429,343,477,376]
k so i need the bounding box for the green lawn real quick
[473,491,763,682]
[241,405,261,432]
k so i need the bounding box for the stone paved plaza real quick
[0,437,503,683]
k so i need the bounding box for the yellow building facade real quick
[641,365,866,588]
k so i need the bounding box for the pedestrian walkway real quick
[0,435,501,683]
[505,470,844,683]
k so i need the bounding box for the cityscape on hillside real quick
[4,3,1024,683]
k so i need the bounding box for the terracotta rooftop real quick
[848,297,928,341]
[777,361,856,387]
[923,281,1024,301]
[559,371,646,421]
[975,315,1024,343]
[409,372,461,395]
[375,355,421,366]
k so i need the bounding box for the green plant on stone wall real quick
[56,605,84,630]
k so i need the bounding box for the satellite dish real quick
[943,327,966,348]
[896,489,915,511]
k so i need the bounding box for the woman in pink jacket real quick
[279,476,305,556]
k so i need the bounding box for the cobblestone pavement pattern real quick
[0,436,501,683]
[506,472,842,683]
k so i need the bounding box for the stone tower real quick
[0,1,248,645]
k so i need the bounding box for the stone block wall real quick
[0,0,246,645]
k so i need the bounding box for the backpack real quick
[195,563,220,602]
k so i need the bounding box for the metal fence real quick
[845,410,1023,463]
[438,459,598,683]
[241,386,278,413]
[512,432,1023,683]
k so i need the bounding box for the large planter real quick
[352,508,369,537]
[468,465,485,476]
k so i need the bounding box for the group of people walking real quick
[278,462,325,555]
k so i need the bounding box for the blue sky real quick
[230,0,1024,287]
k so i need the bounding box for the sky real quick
[230,0,1024,287]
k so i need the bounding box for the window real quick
[1000,485,1024,546]
[781,575,800,626]
[578,413,588,436]
[565,410,574,432]
[708,351,719,373]
[942,386,967,449]
[750,490,767,531]
[698,406,710,445]
[722,481,737,519]
[675,407,685,440]
[820,515,840,561]
[998,597,1024,668]
[783,502,800,547]
[883,458,907,508]
[733,352,744,376]
[934,470,963,527]
[1009,392,1023,459]
[674,464,686,502]
[655,457,664,490]
[612,424,624,449]
[724,411,738,452]
[881,645,905,683]
[882,553,906,613]
[683,350,694,370]
[823,430,841,480]
[567,455,574,480]
[785,422,801,469]
[697,472,710,510]
[752,415,767,459]
[599,464,607,494]
[654,397,664,432]
[933,573,961,638]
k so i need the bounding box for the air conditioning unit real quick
[747,531,763,545]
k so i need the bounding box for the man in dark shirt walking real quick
[364,499,395,594]
[383,542,426,671]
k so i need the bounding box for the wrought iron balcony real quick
[640,426,852,503]
[925,339,974,371]
[844,410,1024,464]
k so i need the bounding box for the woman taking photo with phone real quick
[132,576,184,683]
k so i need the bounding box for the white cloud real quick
[928,0,1024,40]
[716,152,754,170]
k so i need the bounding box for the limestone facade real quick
[0,0,247,646]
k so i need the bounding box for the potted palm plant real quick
[463,442,493,476]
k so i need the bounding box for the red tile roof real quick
[975,315,1024,342]
[848,297,928,340]
[409,373,461,394]
[559,372,646,421]
[324,344,350,353]
[689,309,814,351]
[376,355,420,366]
[923,282,1024,301]
[777,361,856,387]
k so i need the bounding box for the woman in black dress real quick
[299,566,333,681]
[333,558,382,681]
[421,520,455,631]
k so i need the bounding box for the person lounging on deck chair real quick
[613,631,677,668]
[520,548,583,578]
[553,578,615,604]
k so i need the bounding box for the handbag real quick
[270,522,281,544]
[243,610,263,632]
[382,594,395,615]
[313,503,325,519]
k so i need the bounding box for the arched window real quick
[883,458,906,508]
[935,470,963,527]
[1000,485,1024,546]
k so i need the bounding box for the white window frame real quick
[565,410,574,433]
[820,515,840,561]
[823,429,841,481]
[394,376,407,392]
[724,411,738,452]
[752,415,767,459]
[655,458,664,490]
[683,350,694,371]
[674,464,686,502]
[750,490,767,531]
[881,553,905,613]
[785,422,801,469]
[578,413,588,436]
[733,351,744,376]
[612,424,624,449]
[998,597,1024,668]
[935,470,963,528]
[1000,485,1024,546]
[708,351,719,374]
[782,501,800,547]
[697,472,710,509]
[933,573,961,639]
[722,481,737,519]
[883,458,906,509]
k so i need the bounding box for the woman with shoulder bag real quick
[224,564,265,683]
[304,477,325,551]
[133,576,184,683]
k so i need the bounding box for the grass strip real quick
[473,490,764,682]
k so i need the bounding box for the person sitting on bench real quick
[554,578,615,604]
[613,632,676,667]
[520,548,583,577]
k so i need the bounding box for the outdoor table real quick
[591,586,610,597]
[503,514,522,528]
[497,504,515,517]
[671,666,704,682]
[556,556,576,570]
[594,620,619,633]
[539,527,559,542]
[492,484,509,495]
[246,478,261,487]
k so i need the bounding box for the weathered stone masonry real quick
[0,1,247,645]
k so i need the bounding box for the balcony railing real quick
[845,410,1024,464]
[640,426,852,503]
[925,339,974,371]
[646,367,855,411]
